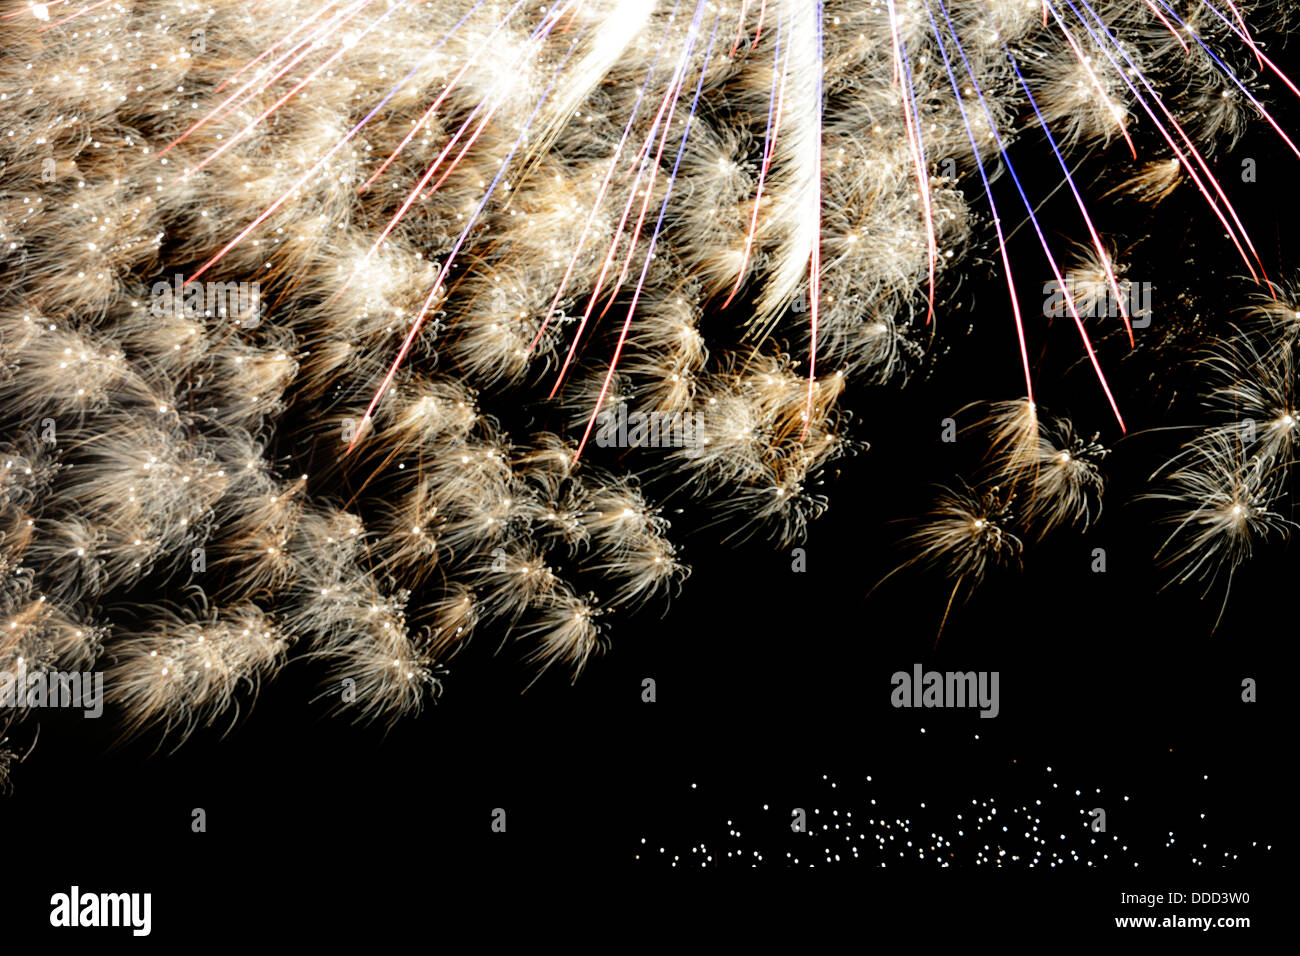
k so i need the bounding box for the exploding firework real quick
[0,0,1297,784]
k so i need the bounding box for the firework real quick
[0,0,1296,777]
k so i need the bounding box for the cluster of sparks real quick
[140,0,1298,440]
[0,0,1297,782]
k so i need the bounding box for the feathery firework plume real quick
[1145,312,1297,600]
[0,0,1298,782]
[1148,430,1295,591]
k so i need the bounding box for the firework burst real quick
[0,0,1297,784]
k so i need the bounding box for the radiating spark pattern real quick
[0,0,1296,780]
